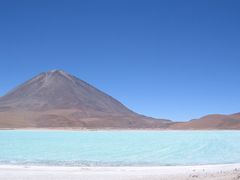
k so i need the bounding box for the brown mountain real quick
[1,70,239,130]
[0,70,171,129]
[170,113,240,130]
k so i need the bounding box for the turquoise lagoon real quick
[0,130,240,166]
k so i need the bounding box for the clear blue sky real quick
[0,0,240,121]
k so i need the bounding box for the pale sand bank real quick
[0,164,240,180]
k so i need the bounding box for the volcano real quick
[0,70,171,128]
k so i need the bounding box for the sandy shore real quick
[0,164,240,180]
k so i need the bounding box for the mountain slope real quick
[0,70,171,129]
[0,70,134,114]
[170,113,240,129]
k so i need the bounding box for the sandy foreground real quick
[0,164,240,180]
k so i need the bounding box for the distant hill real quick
[0,70,171,129]
[169,113,240,129]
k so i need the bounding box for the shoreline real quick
[1,128,240,131]
[0,164,240,180]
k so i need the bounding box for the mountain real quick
[0,70,171,129]
[169,113,240,129]
[1,70,239,130]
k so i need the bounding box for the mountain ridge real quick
[0,70,240,129]
[170,113,240,129]
[0,70,172,129]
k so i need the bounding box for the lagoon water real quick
[0,130,240,166]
